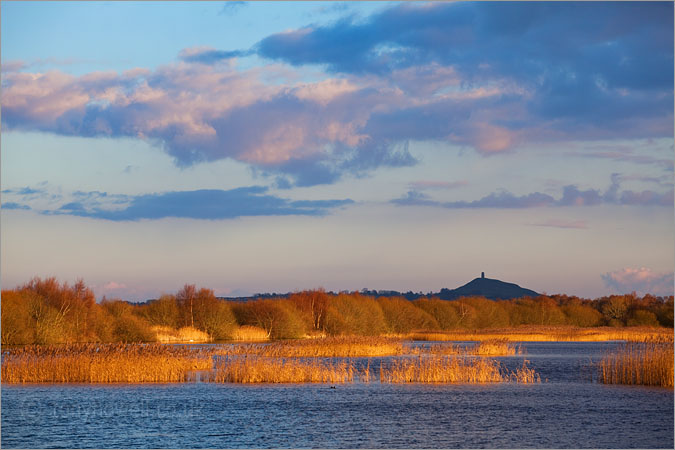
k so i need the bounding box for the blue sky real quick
[2,1,673,300]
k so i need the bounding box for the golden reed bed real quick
[218,336,406,357]
[379,356,540,384]
[218,337,520,358]
[598,341,674,388]
[417,339,522,357]
[407,326,673,343]
[209,357,361,383]
[2,340,536,385]
[1,343,213,383]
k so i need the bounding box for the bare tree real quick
[176,284,197,328]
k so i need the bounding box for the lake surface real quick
[2,342,673,448]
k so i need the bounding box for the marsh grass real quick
[380,355,537,384]
[380,355,502,383]
[153,326,211,343]
[1,343,213,383]
[408,326,673,342]
[508,359,541,383]
[209,356,358,383]
[598,341,674,388]
[2,339,540,385]
[415,340,521,356]
[218,336,406,357]
[473,339,522,356]
[232,326,269,341]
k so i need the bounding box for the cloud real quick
[565,149,674,172]
[46,186,353,221]
[1,60,27,73]
[258,2,673,87]
[409,180,468,191]
[530,219,588,229]
[257,2,673,139]
[2,186,45,195]
[392,176,674,209]
[2,2,672,186]
[219,1,246,15]
[1,60,418,185]
[2,202,31,210]
[178,47,252,64]
[103,281,127,290]
[602,267,674,296]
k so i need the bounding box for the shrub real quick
[232,299,307,339]
[112,314,156,342]
[192,290,237,340]
[323,293,387,336]
[289,290,329,331]
[562,303,603,327]
[413,298,463,330]
[459,297,511,328]
[141,294,180,328]
[1,290,34,345]
[654,298,674,328]
[377,297,440,333]
[626,310,660,327]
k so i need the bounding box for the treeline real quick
[1,277,673,345]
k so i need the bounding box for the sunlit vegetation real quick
[419,340,521,356]
[231,299,307,339]
[379,355,539,384]
[323,293,388,336]
[219,336,406,357]
[232,325,269,341]
[152,326,210,343]
[508,360,542,383]
[2,278,673,346]
[408,326,673,342]
[1,344,213,383]
[598,340,674,388]
[209,357,359,383]
[377,297,440,333]
[473,339,522,356]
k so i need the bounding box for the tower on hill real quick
[481,272,485,279]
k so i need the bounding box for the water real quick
[2,342,673,448]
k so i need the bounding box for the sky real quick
[1,1,673,301]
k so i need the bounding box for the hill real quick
[436,273,539,300]
[221,273,539,302]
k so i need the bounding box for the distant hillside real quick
[436,274,539,300]
[221,273,539,302]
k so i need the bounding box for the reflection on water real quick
[2,342,673,449]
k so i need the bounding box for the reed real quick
[218,336,406,357]
[419,340,521,356]
[153,326,211,343]
[209,356,356,383]
[507,360,541,383]
[380,355,504,383]
[232,325,269,341]
[407,326,673,342]
[1,343,213,383]
[473,339,522,356]
[597,341,674,388]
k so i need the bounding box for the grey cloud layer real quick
[392,175,674,209]
[4,186,353,221]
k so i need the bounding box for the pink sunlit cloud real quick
[602,267,674,296]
